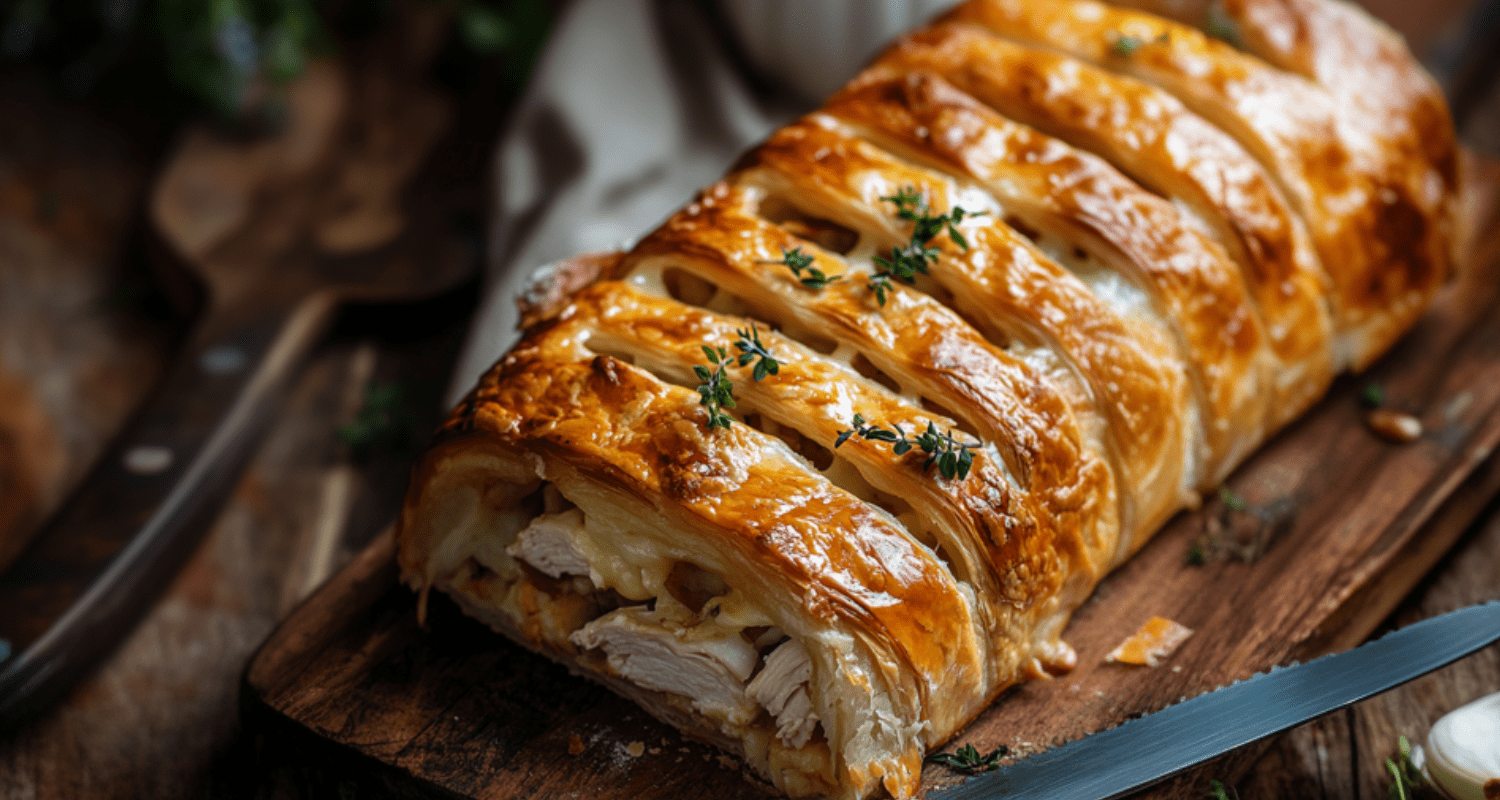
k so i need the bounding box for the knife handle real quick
[0,290,338,728]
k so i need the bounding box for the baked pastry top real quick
[397,2,1457,798]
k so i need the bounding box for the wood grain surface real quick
[239,154,1500,800]
[0,75,181,576]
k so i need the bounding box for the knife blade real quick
[936,601,1500,800]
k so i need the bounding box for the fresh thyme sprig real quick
[925,742,1007,775]
[765,247,843,289]
[885,186,981,249]
[694,325,781,430]
[733,323,780,382]
[1386,736,1424,800]
[695,346,737,431]
[835,413,979,480]
[867,187,984,306]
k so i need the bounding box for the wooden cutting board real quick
[243,155,1500,800]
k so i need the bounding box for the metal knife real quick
[936,601,1500,800]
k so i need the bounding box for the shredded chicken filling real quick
[497,488,826,750]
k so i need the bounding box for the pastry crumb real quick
[568,734,584,756]
[1367,409,1422,442]
[626,741,645,758]
[1106,615,1194,667]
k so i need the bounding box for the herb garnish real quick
[1218,486,1247,512]
[733,323,781,382]
[766,247,843,289]
[695,347,738,431]
[337,383,409,459]
[867,187,983,306]
[1205,1,1243,48]
[1209,779,1239,800]
[835,413,979,480]
[1109,30,1170,56]
[1385,736,1424,800]
[694,324,781,431]
[926,742,1008,774]
[1361,382,1386,409]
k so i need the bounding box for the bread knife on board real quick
[935,602,1500,800]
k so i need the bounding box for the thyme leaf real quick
[733,323,781,383]
[1110,30,1170,56]
[926,742,1007,774]
[1205,1,1243,47]
[1218,486,1248,512]
[834,413,979,480]
[695,346,736,431]
[764,246,843,289]
[1208,779,1239,800]
[1385,736,1424,800]
[336,383,409,459]
[696,325,781,431]
[867,186,983,306]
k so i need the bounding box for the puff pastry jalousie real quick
[396,1,1458,797]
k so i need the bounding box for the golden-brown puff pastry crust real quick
[947,0,1455,369]
[398,2,1457,798]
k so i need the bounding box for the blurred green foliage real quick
[155,0,324,116]
[2,0,551,119]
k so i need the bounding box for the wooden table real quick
[2,2,1498,797]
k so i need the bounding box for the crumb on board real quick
[568,734,584,756]
[1106,615,1194,667]
[1367,409,1422,442]
[626,741,645,758]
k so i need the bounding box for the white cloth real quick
[449,0,960,403]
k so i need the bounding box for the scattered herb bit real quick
[867,187,984,306]
[1190,492,1294,565]
[1218,486,1248,513]
[1386,736,1424,800]
[926,742,1007,775]
[835,413,979,480]
[694,346,737,431]
[1204,1,1243,48]
[337,382,409,458]
[1112,33,1144,56]
[1209,779,1239,800]
[733,323,781,383]
[1109,30,1170,56]
[765,246,843,289]
[1362,382,1386,409]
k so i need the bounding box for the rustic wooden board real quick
[0,74,180,575]
[244,157,1500,800]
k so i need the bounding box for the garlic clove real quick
[1418,691,1500,800]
